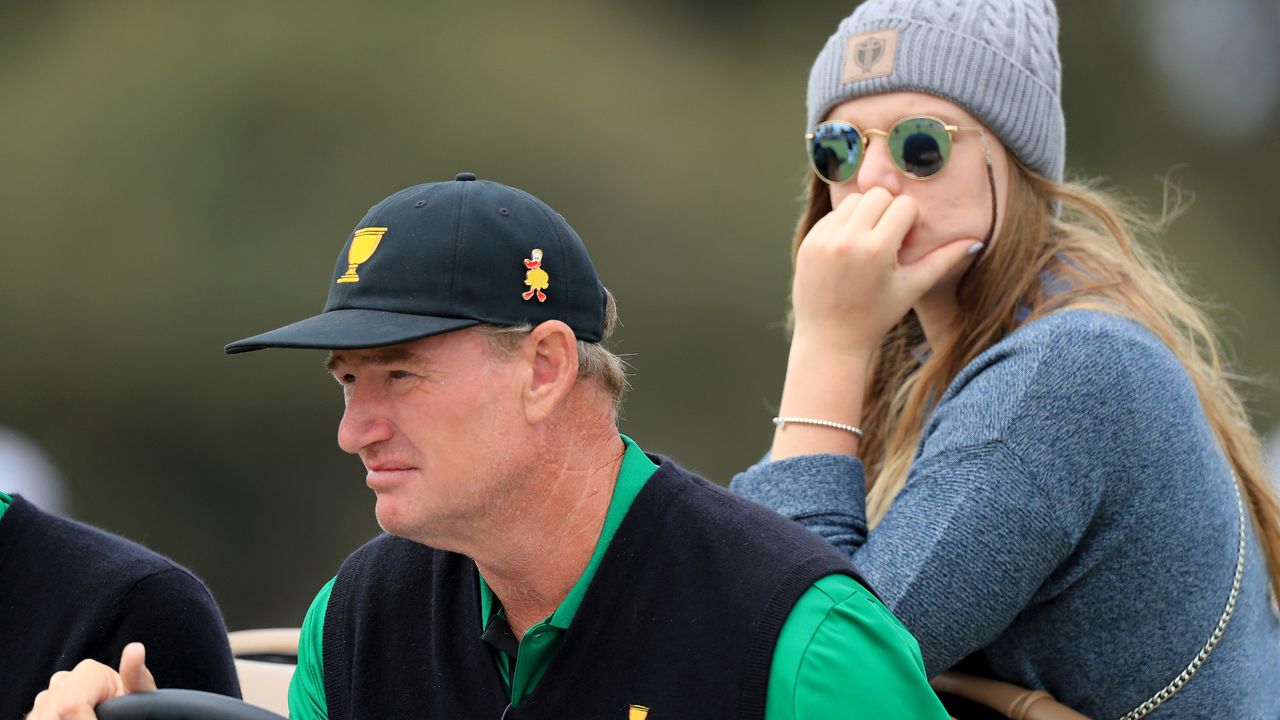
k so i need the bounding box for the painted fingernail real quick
[966,242,985,256]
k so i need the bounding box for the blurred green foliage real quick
[2,1,1276,630]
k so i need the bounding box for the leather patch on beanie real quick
[842,29,898,83]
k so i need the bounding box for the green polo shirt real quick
[289,437,946,719]
[0,490,10,523]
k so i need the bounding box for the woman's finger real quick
[828,190,864,225]
[845,186,895,232]
[874,195,920,255]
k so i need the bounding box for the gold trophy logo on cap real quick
[337,227,388,284]
[629,705,649,719]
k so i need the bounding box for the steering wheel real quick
[96,690,286,720]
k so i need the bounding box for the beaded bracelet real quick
[772,416,864,439]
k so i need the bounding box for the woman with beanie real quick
[730,0,1280,716]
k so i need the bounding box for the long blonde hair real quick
[788,157,1280,600]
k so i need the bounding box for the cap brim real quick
[224,309,481,354]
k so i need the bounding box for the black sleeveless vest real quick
[322,456,867,720]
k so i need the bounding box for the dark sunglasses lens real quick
[809,123,861,183]
[889,118,951,178]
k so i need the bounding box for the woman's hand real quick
[791,187,982,356]
[770,187,981,461]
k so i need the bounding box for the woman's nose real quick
[856,138,903,196]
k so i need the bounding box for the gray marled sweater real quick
[732,310,1280,718]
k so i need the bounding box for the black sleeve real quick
[98,568,242,699]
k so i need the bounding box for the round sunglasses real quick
[806,115,984,183]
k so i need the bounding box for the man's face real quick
[327,328,526,545]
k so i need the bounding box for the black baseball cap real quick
[224,173,607,354]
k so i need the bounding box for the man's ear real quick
[518,320,580,425]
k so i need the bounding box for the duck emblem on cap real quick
[522,248,549,302]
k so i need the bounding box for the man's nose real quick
[337,387,394,455]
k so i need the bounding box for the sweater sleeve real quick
[735,442,1071,675]
[732,452,871,556]
[97,568,242,698]
[731,312,1142,676]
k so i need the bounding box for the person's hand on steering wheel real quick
[27,642,155,719]
[27,642,284,720]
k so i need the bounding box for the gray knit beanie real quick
[807,0,1065,181]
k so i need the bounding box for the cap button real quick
[455,172,477,182]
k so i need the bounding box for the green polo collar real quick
[0,490,10,524]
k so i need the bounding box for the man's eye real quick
[339,373,356,385]
[390,370,412,380]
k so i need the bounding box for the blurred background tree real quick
[2,0,1277,630]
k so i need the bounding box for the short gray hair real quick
[478,287,628,409]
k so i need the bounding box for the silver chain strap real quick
[1117,476,1247,720]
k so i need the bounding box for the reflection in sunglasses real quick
[806,115,982,183]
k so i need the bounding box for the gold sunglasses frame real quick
[805,114,986,183]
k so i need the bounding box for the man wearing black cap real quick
[32,174,947,719]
